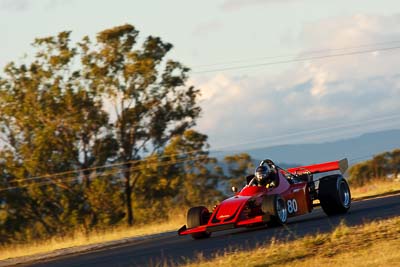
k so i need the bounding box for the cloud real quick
[193,74,249,133]
[44,0,75,10]
[193,20,223,37]
[0,0,73,12]
[221,0,296,12]
[194,14,400,149]
[0,0,30,11]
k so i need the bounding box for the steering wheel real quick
[248,176,257,186]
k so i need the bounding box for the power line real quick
[349,155,375,164]
[1,43,400,189]
[193,40,400,69]
[1,150,383,193]
[2,112,400,187]
[2,113,396,191]
[192,45,400,74]
[7,153,210,185]
[0,154,211,192]
[7,148,210,184]
[211,113,400,152]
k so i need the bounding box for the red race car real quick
[178,158,351,239]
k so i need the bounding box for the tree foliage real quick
[0,24,262,245]
[224,153,254,188]
[80,24,201,225]
[0,24,211,244]
[348,149,400,186]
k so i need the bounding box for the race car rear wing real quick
[287,158,348,175]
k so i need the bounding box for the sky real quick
[1,0,400,151]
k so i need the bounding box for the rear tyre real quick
[187,206,211,239]
[318,175,351,216]
[262,194,288,226]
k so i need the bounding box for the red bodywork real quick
[178,159,347,236]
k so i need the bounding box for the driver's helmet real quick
[255,165,271,186]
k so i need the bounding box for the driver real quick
[254,165,278,188]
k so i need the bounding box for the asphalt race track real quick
[19,194,400,267]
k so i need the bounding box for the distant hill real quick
[213,129,400,166]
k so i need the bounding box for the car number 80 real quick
[287,199,298,214]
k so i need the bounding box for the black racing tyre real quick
[318,175,351,216]
[262,194,288,226]
[187,206,211,239]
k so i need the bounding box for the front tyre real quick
[187,206,211,239]
[319,175,351,216]
[262,194,288,226]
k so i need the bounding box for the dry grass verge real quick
[351,178,400,200]
[184,216,400,267]
[0,214,185,261]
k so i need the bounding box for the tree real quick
[224,153,254,188]
[348,162,372,186]
[0,31,117,237]
[131,130,223,221]
[371,152,390,179]
[168,130,224,207]
[389,149,400,178]
[0,23,203,236]
[79,25,201,225]
[348,150,399,186]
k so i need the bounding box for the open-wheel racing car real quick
[178,158,351,239]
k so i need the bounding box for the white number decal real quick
[287,199,298,214]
